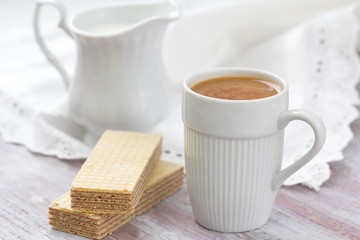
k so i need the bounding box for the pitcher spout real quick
[68,0,180,37]
[155,0,181,23]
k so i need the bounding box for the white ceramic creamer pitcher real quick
[34,0,180,136]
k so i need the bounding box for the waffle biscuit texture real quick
[71,131,162,213]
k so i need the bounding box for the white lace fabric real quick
[0,0,359,190]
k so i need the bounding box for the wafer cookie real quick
[71,131,162,213]
[49,160,184,239]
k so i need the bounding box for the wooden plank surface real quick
[0,120,360,240]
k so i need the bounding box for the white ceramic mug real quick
[182,68,326,232]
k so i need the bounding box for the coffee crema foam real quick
[191,76,281,100]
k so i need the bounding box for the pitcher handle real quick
[33,0,72,89]
[272,109,326,190]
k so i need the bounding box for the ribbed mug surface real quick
[185,127,284,232]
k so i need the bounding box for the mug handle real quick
[272,109,326,190]
[33,0,72,89]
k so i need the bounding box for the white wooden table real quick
[1,115,360,239]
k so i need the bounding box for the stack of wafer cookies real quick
[48,131,184,239]
[49,160,184,239]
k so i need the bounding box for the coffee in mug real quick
[191,76,281,100]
